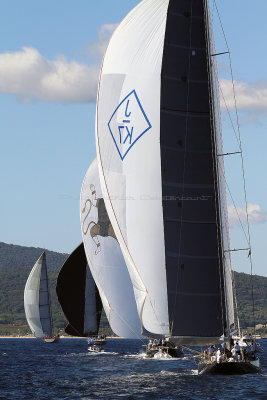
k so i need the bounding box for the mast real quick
[39,252,53,337]
[203,0,234,342]
[43,252,54,336]
[203,0,227,338]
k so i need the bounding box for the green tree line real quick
[0,242,266,336]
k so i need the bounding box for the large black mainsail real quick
[161,0,227,341]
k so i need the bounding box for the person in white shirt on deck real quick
[216,349,222,363]
[231,347,237,360]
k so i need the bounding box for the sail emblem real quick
[108,90,152,160]
[81,185,117,254]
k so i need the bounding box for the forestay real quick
[96,0,234,344]
[24,253,52,338]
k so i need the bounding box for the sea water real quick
[1,338,266,399]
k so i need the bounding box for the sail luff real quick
[204,0,235,336]
[203,0,227,338]
[39,252,53,337]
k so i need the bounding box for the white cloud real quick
[0,23,118,104]
[228,203,267,228]
[2,22,267,110]
[85,23,118,59]
[220,78,267,116]
[0,47,99,103]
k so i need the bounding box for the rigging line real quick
[107,304,146,345]
[171,0,194,335]
[214,0,256,334]
[231,270,241,338]
[219,84,240,149]
[224,170,249,245]
[182,345,202,356]
[217,66,250,245]
[211,0,215,20]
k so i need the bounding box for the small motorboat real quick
[88,345,104,353]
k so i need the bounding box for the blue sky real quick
[1,0,267,278]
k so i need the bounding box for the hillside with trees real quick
[0,242,266,336]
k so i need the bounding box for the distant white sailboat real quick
[24,252,59,343]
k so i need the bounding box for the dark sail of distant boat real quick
[56,243,102,337]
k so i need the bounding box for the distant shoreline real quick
[0,335,266,340]
[0,336,122,339]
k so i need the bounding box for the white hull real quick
[88,346,104,353]
[43,337,59,343]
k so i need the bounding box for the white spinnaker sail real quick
[96,0,170,335]
[24,253,52,338]
[80,159,142,339]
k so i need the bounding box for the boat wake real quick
[159,369,198,376]
[122,352,147,359]
[87,351,118,356]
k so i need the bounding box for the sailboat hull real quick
[43,336,59,343]
[198,359,261,375]
[145,345,183,358]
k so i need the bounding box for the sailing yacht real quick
[56,243,103,338]
[79,158,142,341]
[57,243,107,352]
[24,252,59,343]
[56,158,142,349]
[94,0,261,373]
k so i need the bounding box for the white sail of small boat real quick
[80,158,142,339]
[24,252,58,342]
[94,0,261,372]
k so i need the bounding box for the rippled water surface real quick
[1,338,266,399]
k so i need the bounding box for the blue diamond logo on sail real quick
[108,90,152,160]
